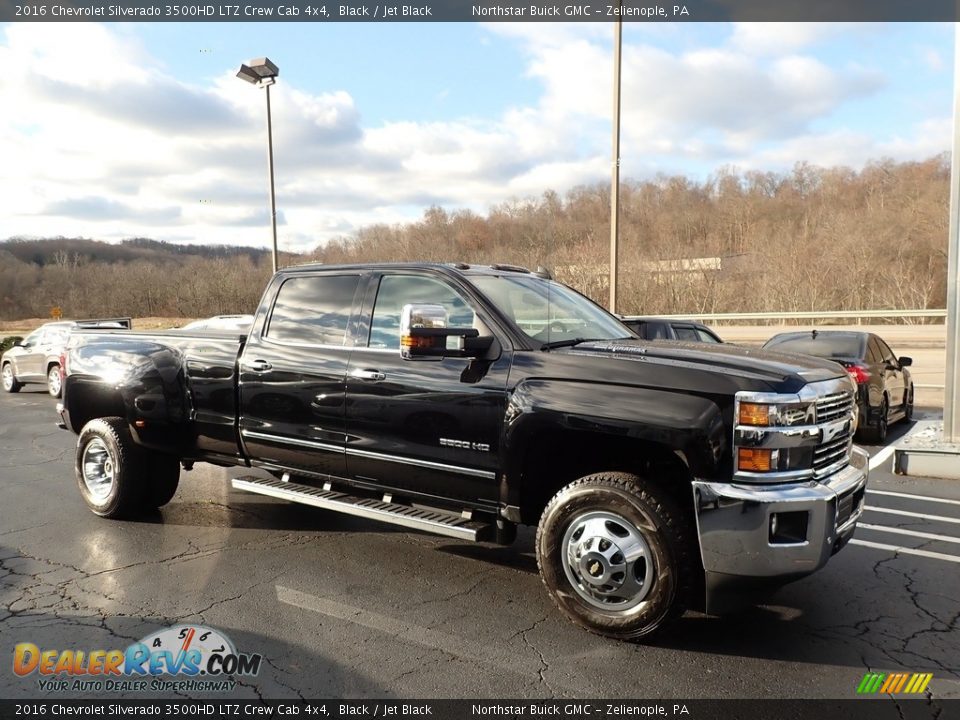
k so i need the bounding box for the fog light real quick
[770,511,809,544]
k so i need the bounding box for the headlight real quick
[734,395,817,476]
[737,401,813,428]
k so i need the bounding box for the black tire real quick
[146,455,181,508]
[76,417,147,518]
[2,363,21,393]
[864,397,889,444]
[47,364,62,398]
[536,471,696,641]
[904,385,914,423]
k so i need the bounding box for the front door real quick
[13,329,45,380]
[344,272,510,507]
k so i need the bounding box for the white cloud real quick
[727,22,861,56]
[0,22,950,253]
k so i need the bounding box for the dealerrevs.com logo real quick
[14,624,262,693]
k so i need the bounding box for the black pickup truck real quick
[57,263,868,640]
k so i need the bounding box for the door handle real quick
[248,359,273,373]
[351,368,386,382]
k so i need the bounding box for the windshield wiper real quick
[539,338,604,351]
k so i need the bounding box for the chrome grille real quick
[816,392,855,423]
[813,390,855,476]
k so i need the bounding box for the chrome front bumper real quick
[692,446,868,613]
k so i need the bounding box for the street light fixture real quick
[237,57,280,274]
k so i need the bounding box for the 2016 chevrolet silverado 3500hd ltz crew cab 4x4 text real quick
[56,263,868,640]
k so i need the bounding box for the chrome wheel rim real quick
[1,366,12,390]
[82,438,115,501]
[562,510,655,611]
[48,367,61,395]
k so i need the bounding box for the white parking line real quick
[858,523,960,546]
[864,506,960,525]
[868,445,896,471]
[850,539,960,564]
[867,489,960,507]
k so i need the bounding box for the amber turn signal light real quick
[737,448,773,472]
[738,402,771,426]
[400,335,437,349]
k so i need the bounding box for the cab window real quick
[368,275,476,349]
[266,274,360,346]
[674,326,699,342]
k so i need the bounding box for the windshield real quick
[469,275,631,344]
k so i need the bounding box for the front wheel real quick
[2,364,21,393]
[536,472,696,641]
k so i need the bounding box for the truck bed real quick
[61,329,246,462]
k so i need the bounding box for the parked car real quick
[621,316,723,343]
[58,264,867,640]
[761,330,913,443]
[179,315,254,333]
[1,318,131,397]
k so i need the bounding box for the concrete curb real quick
[895,418,960,480]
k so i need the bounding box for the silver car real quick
[1,318,130,397]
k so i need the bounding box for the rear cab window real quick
[266,274,361,346]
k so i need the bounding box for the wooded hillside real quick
[0,155,949,321]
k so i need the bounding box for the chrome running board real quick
[231,475,490,541]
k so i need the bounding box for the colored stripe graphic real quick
[857,673,885,694]
[904,674,920,693]
[858,672,933,694]
[879,674,900,693]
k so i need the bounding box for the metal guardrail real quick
[643,309,947,322]
[628,308,947,391]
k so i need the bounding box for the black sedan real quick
[620,316,723,343]
[761,330,913,443]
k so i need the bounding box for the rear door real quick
[238,271,364,479]
[344,271,511,507]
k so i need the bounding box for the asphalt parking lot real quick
[1,388,958,703]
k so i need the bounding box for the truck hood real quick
[557,339,847,387]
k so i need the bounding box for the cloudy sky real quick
[0,21,953,252]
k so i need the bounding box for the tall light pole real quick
[237,57,280,274]
[609,19,623,314]
[944,25,960,442]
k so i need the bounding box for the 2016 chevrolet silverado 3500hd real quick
[57,263,868,640]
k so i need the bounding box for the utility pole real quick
[944,23,960,442]
[609,18,623,314]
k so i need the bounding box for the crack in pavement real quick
[513,615,554,694]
